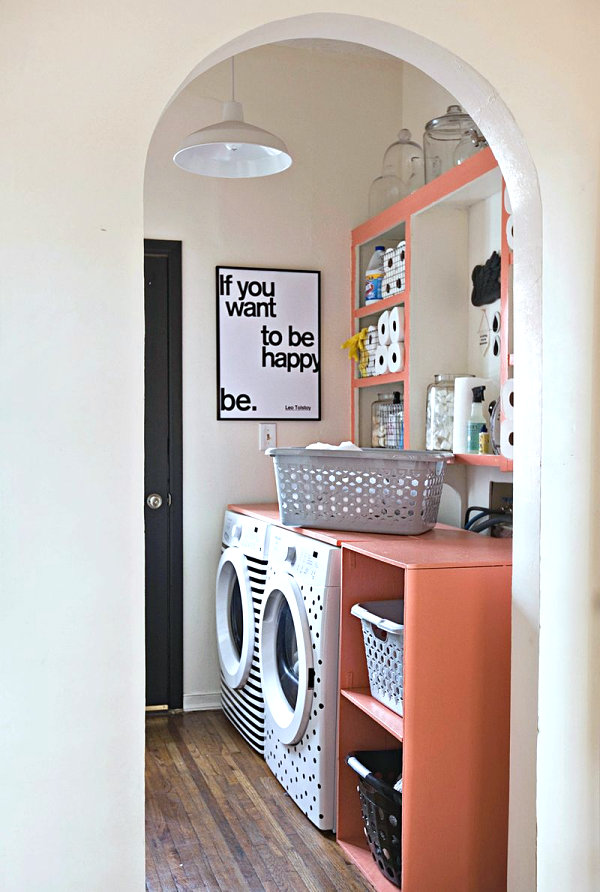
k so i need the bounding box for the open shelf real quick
[351,148,499,248]
[337,542,512,891]
[353,370,406,389]
[341,688,404,741]
[355,292,407,319]
[454,453,513,470]
[338,839,400,891]
[349,145,513,479]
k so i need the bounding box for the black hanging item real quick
[471,250,501,307]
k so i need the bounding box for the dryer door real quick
[260,572,313,746]
[216,547,255,690]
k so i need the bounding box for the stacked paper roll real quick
[365,325,379,351]
[500,378,514,459]
[387,342,404,373]
[377,310,391,346]
[452,376,498,454]
[388,306,405,342]
[501,378,514,421]
[500,423,514,460]
[506,216,514,250]
[375,345,388,375]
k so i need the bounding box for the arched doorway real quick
[150,14,542,889]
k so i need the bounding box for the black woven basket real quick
[346,748,403,887]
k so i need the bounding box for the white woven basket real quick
[267,447,451,534]
[351,600,405,716]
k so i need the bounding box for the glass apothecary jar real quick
[425,374,465,451]
[423,105,487,183]
[368,129,424,217]
[372,391,404,449]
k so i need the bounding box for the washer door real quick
[260,572,313,745]
[216,547,255,690]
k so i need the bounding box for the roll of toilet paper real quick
[388,306,405,343]
[375,345,389,375]
[387,342,404,374]
[501,378,514,422]
[500,419,514,460]
[365,324,378,350]
[506,215,514,250]
[377,310,391,347]
[452,376,498,454]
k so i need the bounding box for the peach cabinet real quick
[336,529,512,892]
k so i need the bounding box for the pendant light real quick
[173,57,292,178]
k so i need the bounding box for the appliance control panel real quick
[268,527,340,588]
[222,510,269,555]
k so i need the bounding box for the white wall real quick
[401,62,456,151]
[3,5,600,891]
[465,191,513,510]
[145,43,406,706]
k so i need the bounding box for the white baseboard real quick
[183,691,222,712]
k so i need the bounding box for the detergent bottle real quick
[364,246,385,304]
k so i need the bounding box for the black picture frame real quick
[216,265,321,421]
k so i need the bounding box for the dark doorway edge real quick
[144,238,183,710]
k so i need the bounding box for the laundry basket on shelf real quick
[267,447,451,534]
[351,599,405,716]
[346,748,403,888]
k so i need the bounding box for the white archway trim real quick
[159,15,542,890]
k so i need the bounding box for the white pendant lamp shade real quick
[173,60,292,178]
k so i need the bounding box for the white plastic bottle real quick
[466,385,486,453]
[364,245,385,304]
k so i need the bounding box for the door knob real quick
[146,493,163,510]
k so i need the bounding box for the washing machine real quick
[216,510,270,755]
[259,525,341,830]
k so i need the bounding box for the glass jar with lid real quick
[423,105,487,183]
[425,374,467,451]
[368,129,424,216]
[371,391,404,449]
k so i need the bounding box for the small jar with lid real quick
[425,374,464,451]
[423,105,487,183]
[371,391,404,449]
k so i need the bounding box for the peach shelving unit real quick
[337,529,512,892]
[350,147,513,472]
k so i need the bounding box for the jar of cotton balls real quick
[425,374,463,451]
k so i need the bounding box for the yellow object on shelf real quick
[341,328,368,362]
[342,328,370,377]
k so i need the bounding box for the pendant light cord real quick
[231,56,235,102]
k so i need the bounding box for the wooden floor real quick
[146,710,372,892]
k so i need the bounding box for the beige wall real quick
[2,3,599,890]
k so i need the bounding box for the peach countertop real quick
[227,503,512,570]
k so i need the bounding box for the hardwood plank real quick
[154,739,243,890]
[146,711,371,892]
[146,734,221,889]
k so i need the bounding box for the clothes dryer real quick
[216,510,270,755]
[259,526,341,829]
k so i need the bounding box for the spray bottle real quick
[466,385,486,453]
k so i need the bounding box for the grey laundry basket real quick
[267,447,451,534]
[351,600,405,716]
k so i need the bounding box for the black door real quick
[144,239,183,709]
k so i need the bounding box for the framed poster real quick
[216,266,321,420]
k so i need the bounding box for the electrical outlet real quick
[489,481,513,514]
[258,423,277,452]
